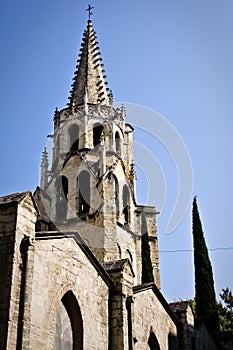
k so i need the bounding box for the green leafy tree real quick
[192,197,218,326]
[217,288,233,332]
[141,210,154,284]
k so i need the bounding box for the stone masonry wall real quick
[104,259,134,350]
[25,234,110,350]
[0,194,37,350]
[134,208,160,288]
[0,203,17,349]
[170,302,195,350]
[133,287,178,350]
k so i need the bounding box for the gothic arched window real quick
[55,291,83,350]
[78,170,90,215]
[123,185,130,225]
[93,123,103,147]
[56,176,68,221]
[148,332,160,350]
[69,124,79,152]
[115,131,121,156]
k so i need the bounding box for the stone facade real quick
[0,191,174,349]
[0,18,229,350]
[133,284,178,350]
[170,301,195,350]
[26,233,110,349]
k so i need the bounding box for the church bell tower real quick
[37,19,160,287]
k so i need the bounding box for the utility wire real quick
[23,246,233,253]
[159,247,233,253]
[1,240,233,253]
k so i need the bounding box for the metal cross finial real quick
[86,4,94,20]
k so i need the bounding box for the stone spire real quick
[40,147,49,189]
[68,20,111,107]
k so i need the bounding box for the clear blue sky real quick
[1,0,233,302]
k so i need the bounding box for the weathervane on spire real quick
[86,4,94,20]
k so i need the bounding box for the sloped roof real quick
[0,191,31,205]
[103,258,135,277]
[169,301,191,312]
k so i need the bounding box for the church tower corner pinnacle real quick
[68,19,111,108]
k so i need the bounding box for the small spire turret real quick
[129,160,136,194]
[40,147,49,189]
[121,104,126,119]
[53,107,60,128]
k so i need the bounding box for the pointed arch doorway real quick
[55,291,83,350]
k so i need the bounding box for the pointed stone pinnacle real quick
[68,20,112,108]
[41,148,49,168]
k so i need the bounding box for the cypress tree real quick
[141,210,154,284]
[192,196,218,325]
